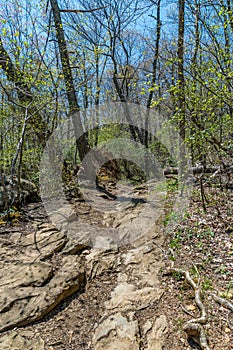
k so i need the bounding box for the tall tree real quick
[49,0,91,161]
[145,0,162,148]
[177,0,186,164]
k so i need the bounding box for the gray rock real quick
[105,282,163,312]
[145,315,168,350]
[93,313,139,350]
[0,255,85,332]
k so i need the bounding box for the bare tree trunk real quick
[50,0,91,161]
[177,0,186,166]
[190,0,200,165]
[145,0,161,173]
[145,0,161,144]
[9,110,27,208]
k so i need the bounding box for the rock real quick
[0,224,67,263]
[19,178,37,195]
[0,261,53,288]
[143,320,153,334]
[0,256,85,332]
[0,178,168,350]
[93,312,139,350]
[19,223,67,260]
[145,315,168,350]
[105,282,163,312]
[186,304,196,311]
[119,243,164,287]
[49,205,78,229]
[84,248,119,279]
[0,177,38,211]
[0,330,44,350]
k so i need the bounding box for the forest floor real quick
[0,182,232,349]
[160,186,233,349]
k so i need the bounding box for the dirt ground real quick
[0,184,232,350]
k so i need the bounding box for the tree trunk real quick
[50,0,91,161]
[145,0,161,172]
[177,0,186,166]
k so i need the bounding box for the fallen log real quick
[163,166,220,176]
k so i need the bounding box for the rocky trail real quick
[0,182,232,350]
[0,183,169,350]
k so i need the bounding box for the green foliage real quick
[170,232,182,250]
[0,0,233,194]
[202,278,213,291]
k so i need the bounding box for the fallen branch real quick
[164,166,219,176]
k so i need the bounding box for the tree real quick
[49,0,91,161]
[0,36,48,145]
[177,0,186,165]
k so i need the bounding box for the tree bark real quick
[50,0,91,161]
[177,0,186,167]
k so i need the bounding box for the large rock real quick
[2,223,67,262]
[84,248,119,279]
[0,180,168,350]
[118,242,164,286]
[92,313,139,350]
[0,176,38,211]
[105,282,163,312]
[20,223,67,260]
[85,186,167,349]
[144,315,168,350]
[0,253,84,332]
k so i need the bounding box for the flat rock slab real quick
[0,256,85,332]
[1,224,67,262]
[93,312,139,350]
[87,188,167,349]
[20,223,67,260]
[144,315,168,350]
[0,223,86,333]
[105,282,163,312]
[0,330,44,350]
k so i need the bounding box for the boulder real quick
[0,176,38,212]
[105,282,163,312]
[0,255,84,332]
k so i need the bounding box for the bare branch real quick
[60,6,107,13]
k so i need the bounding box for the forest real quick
[0,0,232,349]
[0,0,232,206]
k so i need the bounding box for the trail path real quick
[0,184,169,349]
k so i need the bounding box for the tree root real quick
[170,266,210,350]
[209,292,233,330]
[166,263,233,349]
[209,292,233,312]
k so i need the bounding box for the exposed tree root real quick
[165,262,233,349]
[209,293,233,330]
[170,266,210,350]
[209,292,233,312]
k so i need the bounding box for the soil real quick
[0,183,232,350]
